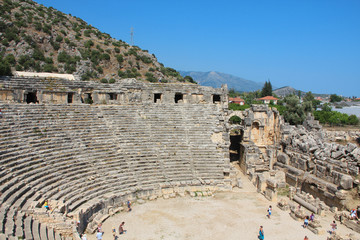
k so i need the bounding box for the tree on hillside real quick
[261,81,272,97]
[0,57,12,76]
[282,95,306,125]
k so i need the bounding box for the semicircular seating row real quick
[0,103,226,239]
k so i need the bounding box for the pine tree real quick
[261,81,272,97]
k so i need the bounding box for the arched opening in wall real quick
[230,129,243,162]
[154,93,162,103]
[252,121,260,130]
[25,91,38,104]
[109,93,117,100]
[175,93,183,103]
[68,93,73,103]
[213,94,221,103]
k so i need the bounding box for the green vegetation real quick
[330,94,343,103]
[282,95,306,125]
[184,76,197,84]
[0,56,12,76]
[229,115,242,124]
[229,103,250,111]
[314,105,359,126]
[145,72,157,82]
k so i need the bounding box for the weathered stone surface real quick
[340,175,353,190]
[277,153,290,165]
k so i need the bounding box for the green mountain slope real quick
[0,0,192,83]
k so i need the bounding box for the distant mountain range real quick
[179,71,331,97]
[179,71,264,92]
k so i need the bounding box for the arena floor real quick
[88,174,360,240]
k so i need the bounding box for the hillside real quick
[274,86,330,98]
[179,70,264,92]
[0,0,192,83]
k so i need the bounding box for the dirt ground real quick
[87,174,360,240]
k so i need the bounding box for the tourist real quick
[0,109,2,118]
[310,213,315,222]
[112,226,117,240]
[330,220,337,234]
[119,222,126,234]
[97,223,104,235]
[267,205,272,219]
[43,200,50,211]
[304,236,309,240]
[81,234,87,240]
[127,200,132,212]
[96,231,103,240]
[350,209,357,220]
[258,226,264,240]
[303,216,309,228]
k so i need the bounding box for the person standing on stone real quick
[0,109,2,118]
[303,216,309,228]
[310,213,315,221]
[330,220,337,234]
[267,205,272,219]
[119,222,126,234]
[127,200,132,212]
[96,231,103,240]
[258,226,264,240]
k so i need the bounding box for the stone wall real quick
[234,105,282,174]
[0,77,228,107]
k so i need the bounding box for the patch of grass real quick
[277,185,290,196]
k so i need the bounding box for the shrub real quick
[97,66,103,74]
[0,58,12,76]
[2,39,9,46]
[184,76,197,84]
[109,78,115,84]
[116,54,124,64]
[118,70,125,78]
[229,115,242,124]
[32,48,45,61]
[43,63,55,72]
[84,29,92,37]
[114,47,120,53]
[51,42,60,50]
[100,78,108,83]
[56,35,63,42]
[57,51,70,63]
[4,54,16,64]
[84,40,94,48]
[145,72,156,82]
[101,53,110,61]
[348,115,359,125]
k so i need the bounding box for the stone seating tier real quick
[0,103,227,239]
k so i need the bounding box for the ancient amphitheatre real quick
[0,74,360,240]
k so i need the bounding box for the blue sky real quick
[36,0,360,97]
